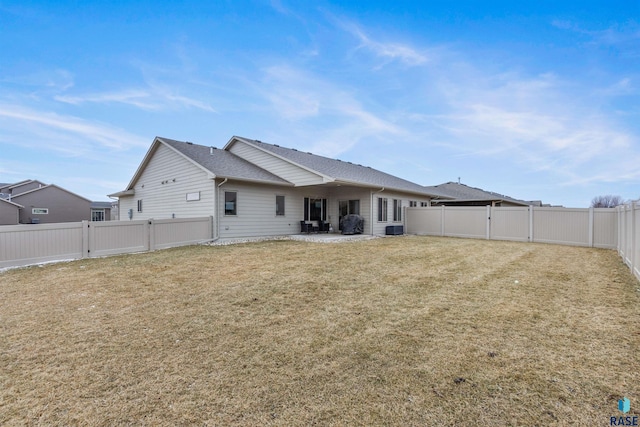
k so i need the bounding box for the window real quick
[137,199,143,212]
[276,195,285,216]
[304,197,327,221]
[91,209,105,221]
[409,201,417,207]
[377,197,388,221]
[225,191,237,215]
[421,201,429,207]
[32,208,48,215]
[393,199,402,222]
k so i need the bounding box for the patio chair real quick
[317,219,330,233]
[300,221,313,233]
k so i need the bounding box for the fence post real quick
[588,207,594,248]
[486,205,491,240]
[441,205,445,237]
[149,219,155,251]
[528,206,534,243]
[82,220,90,259]
[632,202,637,277]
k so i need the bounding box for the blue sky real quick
[1,1,638,207]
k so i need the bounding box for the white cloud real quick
[334,17,428,66]
[0,104,149,151]
[55,83,216,113]
[259,65,403,156]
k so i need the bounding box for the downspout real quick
[213,178,228,241]
[370,187,385,235]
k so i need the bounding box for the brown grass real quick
[1,236,639,426]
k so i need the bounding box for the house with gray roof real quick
[109,136,442,238]
[0,179,113,225]
[423,182,542,207]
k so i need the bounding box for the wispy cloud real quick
[259,65,403,156]
[55,83,216,112]
[552,19,640,56]
[333,17,428,66]
[0,104,148,151]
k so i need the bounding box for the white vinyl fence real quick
[617,202,640,281]
[0,217,213,269]
[406,206,618,248]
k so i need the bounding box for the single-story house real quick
[109,136,445,238]
[90,201,113,222]
[424,182,544,207]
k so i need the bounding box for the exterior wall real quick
[229,140,325,186]
[0,201,20,225]
[12,187,91,224]
[370,191,431,235]
[218,180,309,238]
[7,180,45,195]
[119,143,216,221]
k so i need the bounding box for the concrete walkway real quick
[209,233,381,246]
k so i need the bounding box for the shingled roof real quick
[159,137,291,185]
[232,136,436,195]
[424,182,532,206]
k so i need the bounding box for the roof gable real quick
[0,197,23,209]
[227,136,437,195]
[10,184,92,203]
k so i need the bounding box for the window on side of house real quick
[393,199,402,222]
[276,195,285,216]
[377,197,388,221]
[421,201,429,207]
[137,199,143,213]
[409,200,417,207]
[225,191,237,216]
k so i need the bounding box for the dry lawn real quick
[1,236,639,426]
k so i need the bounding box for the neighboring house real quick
[0,179,46,198]
[424,182,544,207]
[0,198,23,225]
[11,184,92,224]
[90,201,112,222]
[109,136,442,238]
[1,179,114,225]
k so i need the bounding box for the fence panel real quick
[405,207,442,235]
[443,206,487,239]
[0,217,213,269]
[532,207,590,246]
[152,217,212,250]
[89,220,150,257]
[490,207,529,242]
[0,222,84,268]
[593,209,618,249]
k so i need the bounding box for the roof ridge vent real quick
[186,141,193,145]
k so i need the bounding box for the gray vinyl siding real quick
[0,201,20,225]
[5,181,45,195]
[119,143,215,220]
[229,140,324,186]
[12,187,90,224]
[218,181,309,238]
